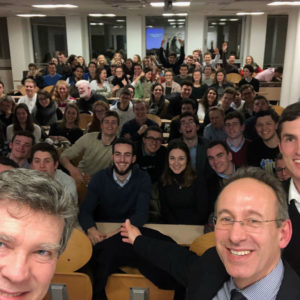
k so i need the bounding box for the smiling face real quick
[74,67,83,80]
[25,82,35,98]
[180,85,193,99]
[10,135,33,162]
[57,84,68,99]
[215,178,291,289]
[221,93,234,111]
[207,144,232,175]
[168,148,187,174]
[16,108,28,125]
[38,96,50,108]
[224,117,244,140]
[65,106,78,124]
[216,72,225,83]
[209,110,224,129]
[112,143,136,176]
[193,71,201,82]
[101,115,119,136]
[207,89,217,106]
[255,115,277,142]
[0,200,64,300]
[99,69,107,81]
[133,102,148,122]
[180,116,198,140]
[143,130,162,155]
[152,85,163,100]
[279,117,300,183]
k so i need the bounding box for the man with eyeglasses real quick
[60,111,119,184]
[78,137,151,300]
[136,126,166,222]
[224,111,250,167]
[120,167,300,300]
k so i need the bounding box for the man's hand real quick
[161,38,166,47]
[122,78,127,86]
[222,42,228,52]
[69,166,85,183]
[214,48,220,55]
[137,124,148,136]
[87,227,106,245]
[178,37,184,46]
[121,219,142,245]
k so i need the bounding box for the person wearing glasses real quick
[136,126,166,222]
[121,167,300,300]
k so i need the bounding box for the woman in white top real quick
[90,68,112,99]
[6,103,41,142]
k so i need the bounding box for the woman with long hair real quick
[211,69,233,99]
[148,83,168,118]
[0,96,16,130]
[87,100,110,133]
[132,54,142,65]
[32,90,63,127]
[240,55,262,75]
[161,69,181,97]
[159,140,209,225]
[48,103,83,144]
[96,54,111,76]
[198,87,218,125]
[90,68,112,99]
[111,66,129,97]
[132,67,153,99]
[6,103,41,142]
[52,80,76,112]
[191,70,208,100]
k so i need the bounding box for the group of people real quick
[0,39,296,300]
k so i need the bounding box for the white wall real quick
[281,8,300,107]
[66,16,89,61]
[126,16,144,59]
[7,17,34,89]
[246,15,267,68]
[186,14,205,55]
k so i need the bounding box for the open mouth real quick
[230,249,251,256]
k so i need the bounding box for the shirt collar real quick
[288,178,300,205]
[113,169,132,187]
[227,259,284,300]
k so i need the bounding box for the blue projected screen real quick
[146,28,164,50]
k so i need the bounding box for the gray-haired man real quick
[0,169,77,300]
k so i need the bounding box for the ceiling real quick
[0,0,293,17]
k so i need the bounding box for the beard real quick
[113,162,134,176]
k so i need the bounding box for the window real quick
[263,15,288,68]
[206,16,243,61]
[31,17,67,64]
[145,16,186,56]
[88,17,126,60]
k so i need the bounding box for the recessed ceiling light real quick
[220,18,226,21]
[178,25,184,28]
[173,2,191,7]
[219,22,226,25]
[163,13,174,16]
[150,2,164,7]
[17,14,46,17]
[268,1,300,5]
[211,22,217,25]
[116,19,125,22]
[146,25,153,28]
[168,19,176,21]
[32,4,78,8]
[172,25,176,28]
[229,18,239,21]
[89,13,116,17]
[176,13,188,16]
[170,23,176,25]
[177,19,186,21]
[236,12,264,15]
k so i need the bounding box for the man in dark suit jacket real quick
[121,167,300,299]
[278,102,300,277]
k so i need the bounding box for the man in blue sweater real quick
[78,137,151,300]
[79,137,151,243]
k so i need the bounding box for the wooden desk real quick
[96,222,204,246]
